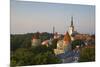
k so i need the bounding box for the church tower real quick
[70,16,74,31]
[68,16,74,41]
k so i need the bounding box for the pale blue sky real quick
[10,0,95,34]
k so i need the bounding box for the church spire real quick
[53,26,55,35]
[70,16,74,27]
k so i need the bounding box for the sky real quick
[10,0,95,34]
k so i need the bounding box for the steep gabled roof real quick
[63,32,71,44]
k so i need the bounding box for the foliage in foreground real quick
[79,46,95,62]
[11,45,61,66]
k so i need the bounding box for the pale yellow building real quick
[54,32,71,55]
[31,32,41,47]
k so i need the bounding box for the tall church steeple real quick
[70,16,74,31]
[53,26,55,35]
[68,16,74,41]
[71,16,73,27]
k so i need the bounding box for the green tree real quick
[79,47,95,62]
[11,48,35,66]
[71,39,85,49]
[11,45,61,66]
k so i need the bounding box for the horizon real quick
[10,31,95,35]
[11,0,95,35]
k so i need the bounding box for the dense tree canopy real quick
[10,33,95,66]
[11,33,53,51]
[10,33,61,66]
[79,46,95,62]
[11,45,61,66]
[71,39,85,49]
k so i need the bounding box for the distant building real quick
[54,17,76,55]
[68,16,75,41]
[41,39,52,47]
[41,40,49,47]
[53,32,61,39]
[31,32,41,47]
[74,34,95,45]
[54,32,71,55]
[63,32,71,51]
[68,16,74,35]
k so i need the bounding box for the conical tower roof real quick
[63,32,71,44]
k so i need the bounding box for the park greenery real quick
[79,46,95,62]
[71,39,95,62]
[10,32,95,66]
[10,33,61,66]
[71,39,85,49]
